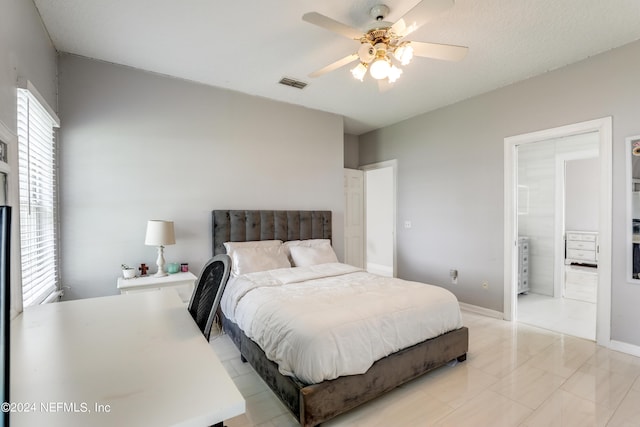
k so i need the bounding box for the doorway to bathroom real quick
[516,134,599,340]
[503,117,612,346]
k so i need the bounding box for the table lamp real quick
[144,220,176,277]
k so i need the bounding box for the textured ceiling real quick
[33,0,640,135]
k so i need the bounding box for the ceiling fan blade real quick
[391,0,454,38]
[411,41,468,61]
[309,54,359,78]
[302,12,362,40]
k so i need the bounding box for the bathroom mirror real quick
[627,134,640,282]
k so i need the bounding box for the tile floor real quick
[517,293,596,341]
[518,265,598,341]
[210,311,640,427]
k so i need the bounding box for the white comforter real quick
[221,263,463,384]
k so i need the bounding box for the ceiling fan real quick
[302,0,468,84]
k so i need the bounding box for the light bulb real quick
[369,58,391,80]
[388,65,402,83]
[350,63,367,81]
[394,44,414,66]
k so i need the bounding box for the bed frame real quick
[212,210,468,427]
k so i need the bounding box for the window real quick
[17,85,60,306]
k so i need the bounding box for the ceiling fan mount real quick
[369,4,390,22]
[302,0,468,85]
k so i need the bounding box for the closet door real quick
[344,169,364,268]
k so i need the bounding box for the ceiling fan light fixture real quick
[370,57,391,80]
[373,42,388,54]
[350,63,368,81]
[303,1,468,88]
[387,65,402,83]
[357,43,376,63]
[394,43,414,66]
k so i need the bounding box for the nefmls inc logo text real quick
[42,402,90,413]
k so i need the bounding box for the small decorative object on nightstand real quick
[121,264,136,279]
[144,220,176,277]
[139,263,149,276]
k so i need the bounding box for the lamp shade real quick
[350,63,367,81]
[144,220,175,246]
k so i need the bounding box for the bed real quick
[212,210,468,427]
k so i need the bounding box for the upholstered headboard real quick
[212,210,332,255]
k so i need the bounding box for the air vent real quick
[278,77,308,89]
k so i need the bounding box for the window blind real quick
[17,87,60,307]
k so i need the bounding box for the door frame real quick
[503,117,612,346]
[361,160,398,277]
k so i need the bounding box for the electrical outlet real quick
[404,220,412,229]
[449,269,458,284]
[481,281,489,289]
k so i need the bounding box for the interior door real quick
[344,168,364,268]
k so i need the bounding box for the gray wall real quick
[0,0,57,131]
[58,54,345,300]
[344,133,359,168]
[360,39,640,346]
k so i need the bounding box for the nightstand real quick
[117,271,197,304]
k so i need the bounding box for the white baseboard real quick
[608,339,640,358]
[458,302,504,319]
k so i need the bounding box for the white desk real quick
[10,291,245,426]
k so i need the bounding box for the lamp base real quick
[154,245,168,278]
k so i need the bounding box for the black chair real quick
[188,254,231,341]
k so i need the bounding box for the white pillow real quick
[283,239,332,261]
[283,239,332,249]
[224,240,282,259]
[230,246,291,276]
[289,245,338,267]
